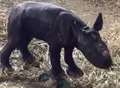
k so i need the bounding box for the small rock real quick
[38,73,50,82]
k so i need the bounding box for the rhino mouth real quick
[85,54,112,69]
[79,47,112,69]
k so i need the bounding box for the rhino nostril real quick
[102,50,109,57]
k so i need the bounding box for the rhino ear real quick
[93,13,103,31]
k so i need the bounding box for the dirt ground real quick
[0,0,120,88]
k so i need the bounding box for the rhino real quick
[0,2,112,80]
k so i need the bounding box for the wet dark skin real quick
[0,2,112,81]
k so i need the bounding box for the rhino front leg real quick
[64,47,84,78]
[49,45,66,80]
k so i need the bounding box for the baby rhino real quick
[0,2,112,80]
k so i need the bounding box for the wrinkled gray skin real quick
[0,2,112,80]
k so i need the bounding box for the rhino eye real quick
[84,26,89,30]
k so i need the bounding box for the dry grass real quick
[0,0,120,88]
